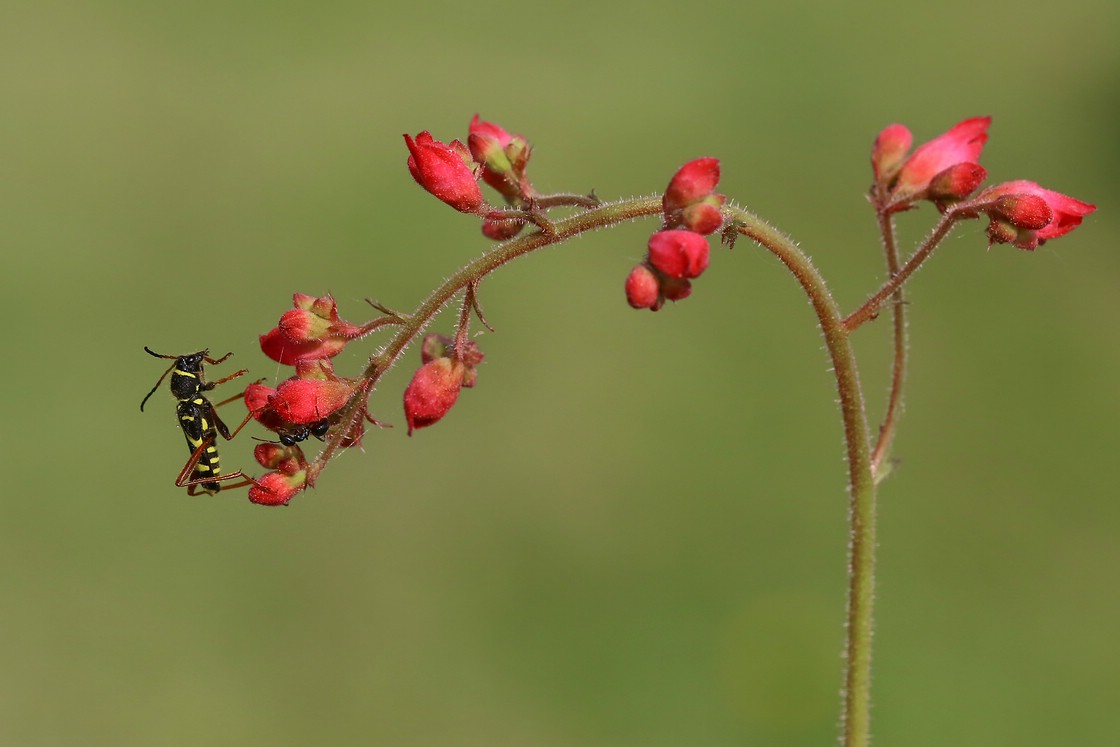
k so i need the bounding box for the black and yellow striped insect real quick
[140,347,254,495]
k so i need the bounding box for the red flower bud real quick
[481,216,525,241]
[468,116,513,174]
[278,307,330,342]
[626,230,711,312]
[419,333,484,368]
[679,202,724,235]
[403,358,465,435]
[245,381,290,433]
[259,293,369,364]
[663,158,726,234]
[260,326,347,365]
[254,443,289,470]
[245,381,276,413]
[269,378,354,424]
[625,264,661,310]
[871,123,912,184]
[660,276,692,302]
[986,218,1040,251]
[248,470,307,506]
[277,293,364,344]
[404,131,484,213]
[253,442,308,473]
[664,158,720,209]
[927,162,987,208]
[468,115,513,156]
[647,230,710,279]
[977,180,1096,246]
[986,218,1023,247]
[990,194,1053,231]
[246,372,347,444]
[468,115,534,203]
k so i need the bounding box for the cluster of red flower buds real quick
[402,333,484,435]
[405,115,537,240]
[871,116,1095,250]
[247,442,310,507]
[244,293,377,505]
[971,180,1096,250]
[626,158,725,311]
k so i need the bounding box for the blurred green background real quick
[2,0,1118,744]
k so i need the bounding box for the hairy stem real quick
[307,196,664,482]
[870,206,907,477]
[726,206,876,747]
[309,195,881,747]
[843,208,964,332]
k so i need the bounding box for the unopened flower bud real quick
[679,202,724,235]
[481,216,525,241]
[664,158,720,209]
[253,442,308,473]
[245,381,294,435]
[248,470,307,506]
[403,358,465,435]
[871,123,912,184]
[647,230,710,279]
[277,293,363,344]
[976,181,1097,248]
[660,276,692,302]
[663,158,726,234]
[279,307,331,341]
[404,131,484,213]
[468,115,534,203]
[260,327,346,365]
[245,381,276,413]
[927,162,987,208]
[270,378,354,424]
[625,264,661,309]
[990,194,1053,231]
[259,293,365,364]
[986,218,1037,251]
[468,116,513,169]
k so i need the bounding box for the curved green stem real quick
[727,206,876,747]
[307,196,664,482]
[309,195,881,747]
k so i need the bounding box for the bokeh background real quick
[2,0,1118,744]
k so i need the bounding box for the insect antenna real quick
[140,359,177,412]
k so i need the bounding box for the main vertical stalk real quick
[729,208,877,747]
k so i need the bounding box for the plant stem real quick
[843,208,964,332]
[727,206,876,747]
[307,196,664,482]
[870,206,907,477]
[310,196,882,747]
